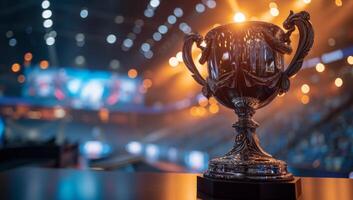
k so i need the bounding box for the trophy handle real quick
[279,11,314,93]
[182,33,212,97]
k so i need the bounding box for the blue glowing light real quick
[145,144,159,160]
[126,141,142,154]
[81,141,112,159]
[186,150,208,170]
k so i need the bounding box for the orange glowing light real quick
[208,97,217,105]
[196,107,207,116]
[301,84,310,94]
[190,106,198,117]
[24,52,33,61]
[39,60,49,69]
[301,95,310,104]
[315,63,325,72]
[128,69,138,79]
[269,2,277,8]
[99,108,109,122]
[17,75,25,83]
[11,63,21,72]
[233,12,246,23]
[334,77,343,87]
[143,79,153,88]
[335,0,342,7]
[270,8,279,17]
[209,104,219,114]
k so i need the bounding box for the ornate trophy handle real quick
[279,11,314,94]
[182,33,212,97]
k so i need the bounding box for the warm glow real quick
[301,84,310,94]
[128,69,138,79]
[301,95,310,104]
[303,0,311,4]
[335,0,342,7]
[169,57,179,67]
[17,75,25,83]
[270,8,279,17]
[315,63,325,72]
[190,106,198,117]
[347,56,353,65]
[24,52,33,61]
[190,106,207,117]
[143,79,153,88]
[176,51,183,62]
[196,107,207,116]
[54,107,66,118]
[334,77,343,87]
[99,108,109,122]
[277,93,285,97]
[39,60,49,69]
[212,23,221,28]
[233,12,246,23]
[11,63,21,72]
[198,97,208,107]
[269,2,277,8]
[208,97,217,104]
[209,104,219,114]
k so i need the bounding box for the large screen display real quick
[23,67,144,110]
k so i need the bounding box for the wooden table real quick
[0,167,352,200]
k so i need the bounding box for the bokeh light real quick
[301,84,310,94]
[128,68,138,79]
[209,104,219,114]
[143,79,153,88]
[169,57,179,67]
[301,95,310,104]
[11,63,21,72]
[347,56,353,65]
[334,77,343,87]
[315,63,325,72]
[270,8,279,17]
[233,12,246,23]
[176,52,183,62]
[198,96,208,107]
[24,52,33,61]
[39,60,49,69]
[17,75,26,83]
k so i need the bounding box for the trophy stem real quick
[226,97,272,159]
[204,97,294,181]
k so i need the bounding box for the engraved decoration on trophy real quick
[182,11,314,181]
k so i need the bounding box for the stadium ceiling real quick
[0,0,352,75]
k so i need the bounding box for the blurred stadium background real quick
[0,0,353,178]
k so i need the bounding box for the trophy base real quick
[197,176,302,200]
[204,155,294,181]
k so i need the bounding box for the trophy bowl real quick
[183,11,314,181]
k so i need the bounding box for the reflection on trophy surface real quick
[183,11,314,181]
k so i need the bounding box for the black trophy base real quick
[197,176,302,200]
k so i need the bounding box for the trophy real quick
[182,11,314,198]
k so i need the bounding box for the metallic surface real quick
[0,168,352,200]
[182,11,314,181]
